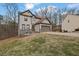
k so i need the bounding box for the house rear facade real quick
[18,10,52,36]
[62,14,79,32]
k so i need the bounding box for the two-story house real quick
[18,10,52,36]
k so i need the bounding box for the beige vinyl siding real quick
[34,24,41,32]
[62,15,79,32]
[32,17,40,24]
[18,15,32,35]
[42,19,50,24]
[19,15,32,30]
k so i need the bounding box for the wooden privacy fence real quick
[0,24,18,40]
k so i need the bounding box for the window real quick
[68,20,70,23]
[27,24,30,26]
[22,24,25,30]
[26,24,30,28]
[26,24,30,30]
[24,17,27,21]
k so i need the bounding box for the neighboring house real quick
[62,14,79,32]
[18,10,52,36]
[0,15,11,25]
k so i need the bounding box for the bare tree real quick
[3,3,19,34]
[35,7,57,23]
[67,8,76,14]
[4,3,18,22]
[35,7,59,31]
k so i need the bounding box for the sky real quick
[0,3,79,15]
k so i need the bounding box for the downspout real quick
[31,16,33,33]
[39,24,41,33]
[18,11,20,36]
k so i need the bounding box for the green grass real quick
[0,33,79,56]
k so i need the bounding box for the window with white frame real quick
[26,24,30,29]
[22,24,25,30]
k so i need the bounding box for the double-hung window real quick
[22,24,25,30]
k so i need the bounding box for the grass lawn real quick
[0,33,79,56]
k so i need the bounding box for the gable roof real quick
[63,14,79,21]
[34,17,53,25]
[20,10,42,19]
[20,10,35,17]
[66,14,79,19]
